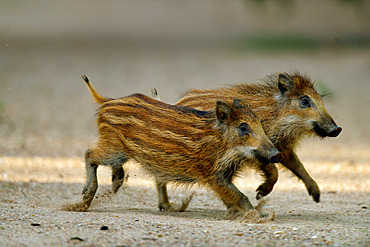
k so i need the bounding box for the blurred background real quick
[0,0,369,161]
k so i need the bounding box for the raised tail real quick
[151,88,161,101]
[81,75,111,104]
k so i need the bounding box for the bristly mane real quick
[232,72,315,97]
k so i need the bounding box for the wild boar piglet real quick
[80,75,280,218]
[174,72,342,203]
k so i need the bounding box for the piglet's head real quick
[276,72,342,139]
[216,99,281,164]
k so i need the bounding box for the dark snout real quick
[254,149,281,164]
[328,126,342,137]
[269,151,282,163]
[313,122,342,138]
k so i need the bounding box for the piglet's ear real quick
[278,73,294,95]
[233,99,250,109]
[216,100,232,123]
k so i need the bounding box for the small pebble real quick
[31,223,40,227]
[100,226,108,230]
[70,237,84,242]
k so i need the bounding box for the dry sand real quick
[0,155,369,246]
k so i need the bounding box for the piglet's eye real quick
[300,96,311,109]
[238,123,251,137]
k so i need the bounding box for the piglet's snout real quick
[269,151,281,164]
[328,126,342,137]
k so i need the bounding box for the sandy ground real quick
[0,156,369,247]
[1,1,370,246]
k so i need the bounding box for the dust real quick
[61,187,115,212]
[241,199,276,223]
[61,200,90,212]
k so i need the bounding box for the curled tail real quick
[81,75,111,104]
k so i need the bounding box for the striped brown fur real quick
[80,76,281,218]
[174,72,342,203]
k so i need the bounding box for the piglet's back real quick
[98,93,214,130]
[96,93,219,166]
